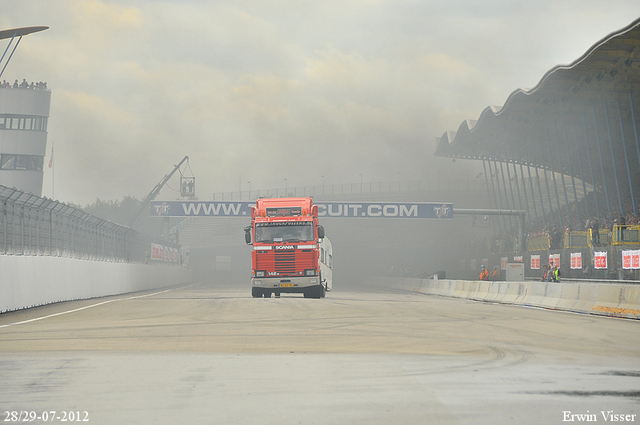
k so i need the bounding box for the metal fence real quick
[0,185,180,263]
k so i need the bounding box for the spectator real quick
[478,265,489,281]
[490,266,500,281]
[553,266,561,282]
[541,264,549,281]
[0,78,49,90]
[591,219,600,244]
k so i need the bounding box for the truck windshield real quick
[255,223,314,243]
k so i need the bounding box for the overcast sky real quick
[2,1,639,206]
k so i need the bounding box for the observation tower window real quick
[0,115,47,131]
[0,154,43,171]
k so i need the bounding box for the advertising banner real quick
[500,257,508,270]
[530,254,540,270]
[570,252,582,269]
[150,201,454,219]
[621,250,640,270]
[549,253,560,268]
[151,243,179,263]
[594,251,608,269]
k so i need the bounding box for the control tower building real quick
[0,26,50,196]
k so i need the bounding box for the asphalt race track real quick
[0,282,638,425]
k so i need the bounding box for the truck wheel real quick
[263,291,271,298]
[251,288,261,298]
[305,285,323,299]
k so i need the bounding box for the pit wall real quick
[0,256,193,313]
[374,276,640,320]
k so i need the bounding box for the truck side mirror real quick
[317,225,325,240]
[244,226,252,245]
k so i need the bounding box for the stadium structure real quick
[0,26,51,197]
[434,18,640,281]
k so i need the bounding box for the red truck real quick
[244,197,332,298]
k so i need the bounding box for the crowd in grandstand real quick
[490,189,640,254]
[0,78,48,90]
[535,188,638,246]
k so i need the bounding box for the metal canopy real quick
[0,26,48,40]
[436,18,640,175]
[0,25,48,79]
[435,18,640,221]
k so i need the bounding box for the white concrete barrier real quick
[512,282,531,305]
[501,282,523,304]
[525,282,548,308]
[0,256,193,313]
[381,276,639,319]
[542,283,563,310]
[554,283,580,311]
[573,283,598,314]
[473,281,490,301]
[459,280,478,299]
[589,284,640,318]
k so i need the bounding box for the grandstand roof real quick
[435,17,640,189]
[0,26,48,40]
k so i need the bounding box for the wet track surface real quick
[0,282,638,424]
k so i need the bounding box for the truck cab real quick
[245,197,332,298]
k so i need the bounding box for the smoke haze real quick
[1,1,638,205]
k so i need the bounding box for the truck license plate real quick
[280,283,294,287]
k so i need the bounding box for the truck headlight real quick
[304,269,317,276]
[255,270,266,277]
[254,280,262,285]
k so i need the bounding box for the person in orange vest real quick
[541,264,549,281]
[490,266,500,281]
[478,265,489,281]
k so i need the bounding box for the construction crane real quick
[128,156,190,227]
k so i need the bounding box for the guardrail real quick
[526,226,637,253]
[611,225,640,246]
[564,231,589,248]
[0,185,180,263]
[527,234,549,251]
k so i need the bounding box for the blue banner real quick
[150,201,453,219]
[316,202,452,218]
[150,201,253,217]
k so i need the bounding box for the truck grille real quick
[255,249,315,276]
[275,251,296,274]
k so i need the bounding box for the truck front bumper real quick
[251,276,321,292]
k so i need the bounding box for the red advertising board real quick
[570,252,582,269]
[530,254,540,270]
[501,257,508,270]
[151,243,179,263]
[622,250,640,270]
[594,251,607,269]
